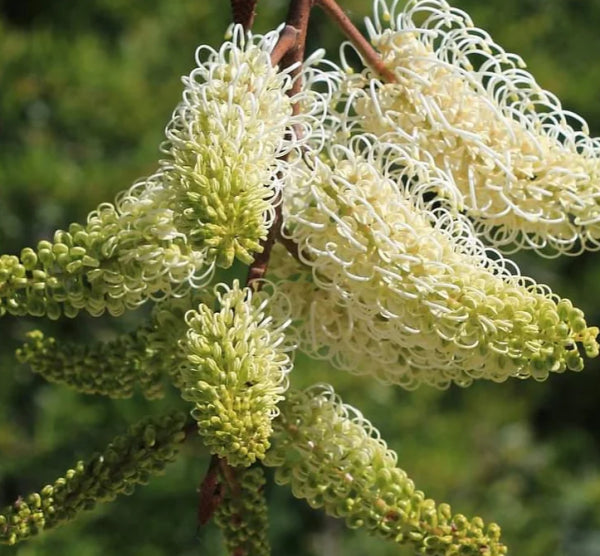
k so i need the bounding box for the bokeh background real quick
[1,1,600,554]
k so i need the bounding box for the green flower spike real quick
[179,280,293,467]
[264,385,506,556]
[0,26,323,320]
[0,411,187,546]
[273,139,599,389]
[162,25,317,268]
[214,466,271,556]
[16,328,160,400]
[15,291,210,399]
[0,171,207,320]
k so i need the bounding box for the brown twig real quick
[280,0,314,115]
[276,229,305,265]
[197,456,223,527]
[316,0,396,82]
[246,196,283,288]
[230,0,258,31]
[247,0,314,289]
[218,459,241,497]
[270,25,300,66]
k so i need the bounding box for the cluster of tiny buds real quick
[265,385,506,555]
[214,466,271,556]
[16,290,212,400]
[179,281,293,467]
[0,412,187,545]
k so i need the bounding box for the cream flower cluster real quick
[271,140,598,389]
[334,0,600,255]
[178,281,294,467]
[162,25,316,268]
[0,27,320,319]
[265,384,506,555]
[0,172,205,319]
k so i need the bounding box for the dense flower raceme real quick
[0,26,324,320]
[0,171,207,319]
[161,24,327,268]
[271,139,599,389]
[334,0,600,255]
[214,466,271,556]
[264,384,506,555]
[16,290,210,399]
[179,281,294,467]
[0,411,187,546]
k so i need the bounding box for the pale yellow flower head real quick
[336,0,600,256]
[162,26,319,267]
[265,384,506,554]
[271,138,599,388]
[179,280,294,466]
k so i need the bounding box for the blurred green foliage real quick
[1,1,600,554]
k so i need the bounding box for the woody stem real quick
[316,0,396,82]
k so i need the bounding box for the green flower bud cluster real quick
[144,289,215,389]
[162,26,312,268]
[179,280,293,467]
[214,466,271,556]
[0,411,187,546]
[0,171,206,320]
[16,290,212,399]
[264,385,506,555]
[274,141,599,388]
[335,0,600,255]
[16,329,161,399]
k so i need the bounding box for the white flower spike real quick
[272,137,599,389]
[336,0,600,256]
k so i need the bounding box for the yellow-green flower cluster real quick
[0,412,187,546]
[0,172,206,319]
[16,328,161,399]
[264,385,506,555]
[335,0,600,255]
[162,26,308,268]
[214,466,271,556]
[272,141,599,388]
[15,290,209,399]
[0,26,321,320]
[179,281,293,467]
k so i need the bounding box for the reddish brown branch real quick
[247,0,314,289]
[218,459,241,497]
[280,0,314,115]
[230,0,258,31]
[316,0,396,82]
[197,456,223,527]
[246,196,283,289]
[276,229,305,265]
[270,25,300,66]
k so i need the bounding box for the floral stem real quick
[276,229,305,265]
[230,0,258,30]
[247,0,314,289]
[246,195,282,289]
[280,0,314,115]
[197,455,223,527]
[315,0,396,82]
[270,25,300,66]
